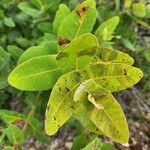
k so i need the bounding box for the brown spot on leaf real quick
[75,5,89,19]
[66,87,70,92]
[58,38,70,46]
[124,69,127,75]
[122,58,125,62]
[96,128,99,131]
[53,116,56,121]
[105,82,109,85]
[71,105,75,110]
[102,78,106,81]
[59,87,61,91]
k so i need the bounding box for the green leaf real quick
[0,109,24,124]
[146,4,150,18]
[3,146,14,150]
[43,0,61,12]
[133,17,150,29]
[57,33,99,73]
[31,0,43,9]
[0,91,9,101]
[8,55,62,91]
[97,5,111,24]
[15,12,30,24]
[15,37,31,49]
[5,124,24,145]
[45,73,80,135]
[7,45,24,61]
[74,79,108,104]
[37,22,53,33]
[53,4,71,33]
[45,62,143,135]
[81,138,101,150]
[100,143,116,150]
[36,33,57,44]
[98,47,134,65]
[18,42,57,64]
[74,79,129,143]
[27,117,50,144]
[89,92,129,143]
[124,0,132,8]
[74,104,102,134]
[0,46,10,89]
[18,2,43,18]
[71,134,86,150]
[122,38,136,51]
[4,17,15,28]
[81,138,115,150]
[24,93,39,107]
[0,46,10,71]
[69,0,80,10]
[95,16,119,42]
[132,2,146,18]
[0,9,5,19]
[144,49,150,62]
[0,131,5,145]
[57,0,97,42]
[84,63,143,92]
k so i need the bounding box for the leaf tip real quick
[122,143,129,147]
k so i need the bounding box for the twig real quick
[21,92,41,132]
[22,106,35,131]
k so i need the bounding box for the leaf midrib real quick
[17,68,61,81]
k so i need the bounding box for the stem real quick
[13,144,18,150]
[22,106,35,131]
[22,92,41,131]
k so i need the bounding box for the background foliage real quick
[0,0,150,149]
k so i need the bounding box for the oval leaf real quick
[45,73,80,135]
[53,4,71,33]
[95,16,119,42]
[57,33,99,73]
[89,94,129,144]
[57,0,97,43]
[5,124,24,145]
[8,55,62,91]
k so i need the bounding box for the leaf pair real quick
[45,61,143,143]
